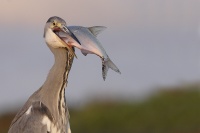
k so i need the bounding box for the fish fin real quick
[102,58,121,80]
[81,51,88,56]
[81,49,95,56]
[88,26,107,37]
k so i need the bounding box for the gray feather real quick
[8,101,53,133]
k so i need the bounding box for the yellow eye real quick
[53,22,56,26]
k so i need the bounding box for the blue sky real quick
[0,0,200,111]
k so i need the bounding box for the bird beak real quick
[61,25,70,33]
[57,25,77,58]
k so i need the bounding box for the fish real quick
[54,31,77,58]
[57,26,121,80]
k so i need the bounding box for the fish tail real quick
[102,58,121,80]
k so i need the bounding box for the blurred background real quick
[1,0,200,133]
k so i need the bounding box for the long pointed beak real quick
[58,25,77,58]
[61,25,80,44]
[62,25,70,33]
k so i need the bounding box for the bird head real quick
[44,16,76,57]
[46,16,69,33]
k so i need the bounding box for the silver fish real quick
[57,26,121,80]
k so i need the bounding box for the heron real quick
[8,16,74,133]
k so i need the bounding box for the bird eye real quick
[53,22,56,26]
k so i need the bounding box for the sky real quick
[0,0,200,111]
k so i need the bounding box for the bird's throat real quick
[41,48,74,122]
[58,48,74,117]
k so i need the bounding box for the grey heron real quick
[8,16,74,133]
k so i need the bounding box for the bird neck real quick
[40,47,74,121]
